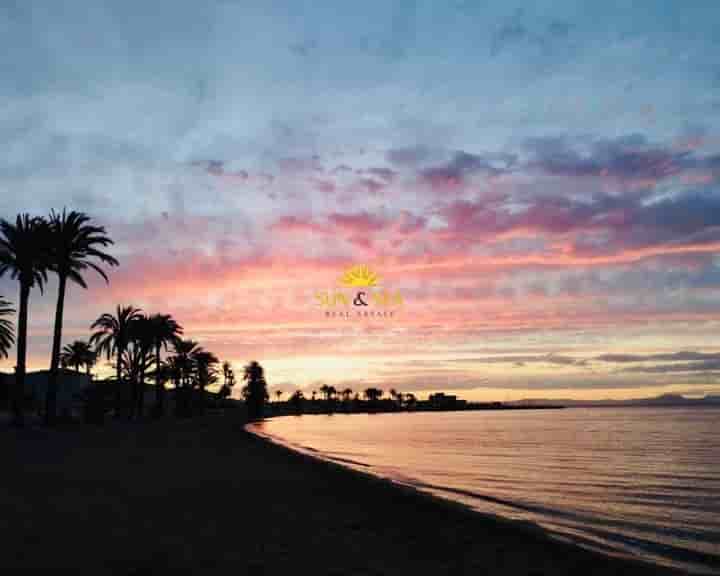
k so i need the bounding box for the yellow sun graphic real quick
[339,265,380,287]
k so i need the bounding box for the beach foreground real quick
[3,414,679,575]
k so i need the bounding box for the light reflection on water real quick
[253,407,720,575]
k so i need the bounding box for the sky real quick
[1,0,720,401]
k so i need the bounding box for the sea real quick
[249,407,720,575]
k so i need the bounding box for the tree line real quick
[278,386,418,414]
[0,210,268,426]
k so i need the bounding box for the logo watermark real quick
[315,265,403,318]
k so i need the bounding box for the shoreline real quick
[246,420,687,575]
[4,413,686,575]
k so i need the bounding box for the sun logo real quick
[339,265,380,287]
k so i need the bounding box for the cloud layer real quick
[1,1,720,399]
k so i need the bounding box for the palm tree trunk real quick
[137,356,146,418]
[114,344,123,418]
[46,273,66,426]
[154,343,163,417]
[12,283,30,427]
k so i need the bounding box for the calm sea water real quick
[251,407,720,575]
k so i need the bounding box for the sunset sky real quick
[2,1,720,400]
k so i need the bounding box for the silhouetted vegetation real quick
[0,297,15,360]
[243,361,268,421]
[146,313,183,418]
[0,214,49,427]
[59,340,96,375]
[91,305,143,418]
[45,209,118,425]
[0,209,266,427]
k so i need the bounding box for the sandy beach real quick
[1,412,684,575]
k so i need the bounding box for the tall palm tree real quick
[45,209,118,424]
[90,305,143,417]
[146,313,182,417]
[0,297,15,359]
[0,214,50,426]
[59,340,95,373]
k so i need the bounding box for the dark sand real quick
[2,414,680,575]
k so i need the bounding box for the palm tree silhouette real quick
[275,390,283,403]
[341,387,353,402]
[243,360,267,421]
[127,315,157,418]
[90,305,143,418]
[290,389,304,413]
[0,297,15,359]
[45,209,118,425]
[219,360,235,404]
[192,348,219,415]
[404,392,417,409]
[0,214,50,426]
[170,339,201,417]
[389,388,403,408]
[364,387,383,402]
[146,313,183,417]
[59,340,96,374]
[172,339,201,387]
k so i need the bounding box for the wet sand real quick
[2,413,681,575]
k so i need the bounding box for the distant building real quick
[0,370,92,416]
[427,392,467,409]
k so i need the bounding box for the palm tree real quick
[0,214,50,426]
[222,361,235,388]
[90,305,143,417]
[170,339,201,417]
[341,387,353,402]
[218,361,235,404]
[0,297,15,359]
[145,313,182,417]
[275,390,283,403]
[319,384,331,401]
[127,315,157,418]
[59,340,96,374]
[290,390,304,413]
[243,360,268,421]
[389,388,403,408]
[45,209,118,424]
[404,393,417,409]
[171,339,201,387]
[364,387,383,402]
[192,349,219,415]
[163,356,182,394]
